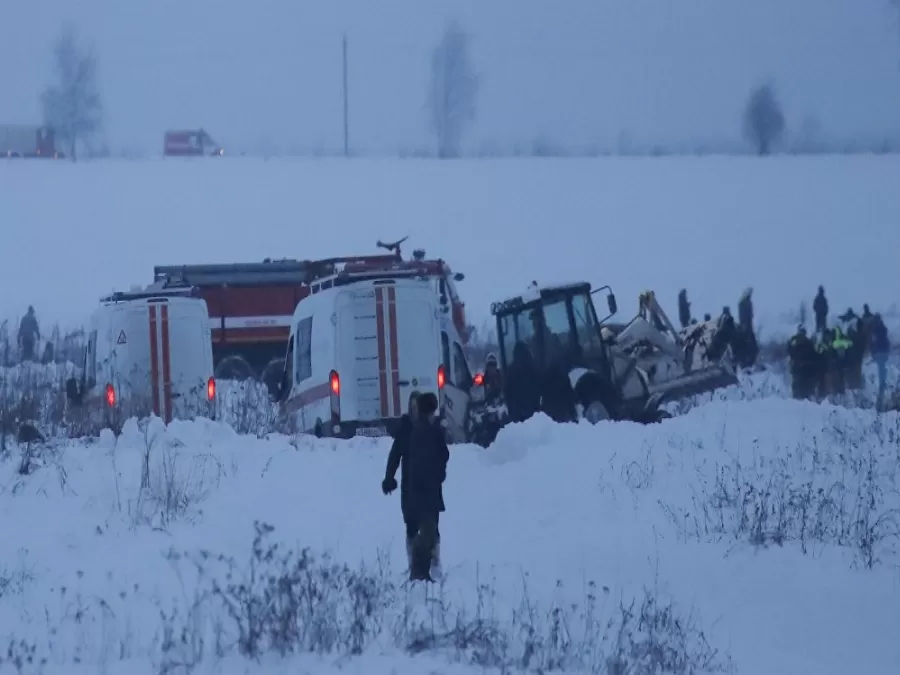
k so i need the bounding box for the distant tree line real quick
[34,19,898,160]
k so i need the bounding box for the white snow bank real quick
[0,400,897,674]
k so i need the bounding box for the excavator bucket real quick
[645,362,739,401]
[607,292,740,405]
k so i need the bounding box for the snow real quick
[2,155,899,343]
[0,385,898,674]
[2,0,899,154]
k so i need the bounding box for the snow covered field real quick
[0,388,897,674]
[2,155,899,341]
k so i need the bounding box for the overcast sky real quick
[2,0,899,154]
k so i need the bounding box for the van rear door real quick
[389,283,441,410]
[158,299,214,422]
[336,281,440,424]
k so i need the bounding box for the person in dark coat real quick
[813,286,828,334]
[677,289,691,330]
[482,352,504,402]
[18,306,40,362]
[870,314,891,407]
[406,392,449,581]
[787,325,818,400]
[838,309,865,390]
[382,391,449,581]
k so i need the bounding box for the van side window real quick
[441,331,451,383]
[284,334,295,390]
[452,343,471,389]
[295,317,313,383]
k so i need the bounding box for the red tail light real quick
[473,372,484,386]
[330,370,340,395]
[437,365,446,389]
[329,370,341,426]
[207,377,216,400]
[105,383,116,407]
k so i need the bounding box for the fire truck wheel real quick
[215,355,254,381]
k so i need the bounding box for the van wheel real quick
[215,355,253,381]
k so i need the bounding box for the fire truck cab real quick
[269,263,475,441]
[66,286,216,433]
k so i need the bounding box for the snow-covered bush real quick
[661,410,900,568]
[153,521,732,674]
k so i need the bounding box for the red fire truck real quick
[163,129,224,157]
[151,240,469,383]
[1,125,61,158]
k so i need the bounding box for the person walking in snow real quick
[382,391,449,581]
[17,306,40,362]
[813,286,828,335]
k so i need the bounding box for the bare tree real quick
[742,82,785,156]
[41,24,103,161]
[426,20,479,158]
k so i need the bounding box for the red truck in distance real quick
[1,125,61,158]
[163,129,224,157]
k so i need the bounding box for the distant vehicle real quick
[150,239,470,388]
[269,275,472,440]
[163,129,224,157]
[66,286,216,433]
[0,125,61,158]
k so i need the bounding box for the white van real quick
[67,288,216,431]
[272,276,468,439]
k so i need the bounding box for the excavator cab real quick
[478,282,621,427]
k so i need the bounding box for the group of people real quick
[678,287,760,369]
[787,286,892,406]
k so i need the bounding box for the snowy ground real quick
[2,155,899,341]
[0,370,898,674]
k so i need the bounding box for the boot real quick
[405,536,414,571]
[430,540,442,580]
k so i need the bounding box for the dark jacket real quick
[871,321,890,356]
[788,332,818,374]
[813,292,828,320]
[384,415,449,520]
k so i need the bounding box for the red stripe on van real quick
[374,287,389,418]
[161,304,173,423]
[149,305,161,417]
[387,286,401,416]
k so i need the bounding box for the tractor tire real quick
[583,400,611,424]
[215,355,254,381]
[261,357,285,393]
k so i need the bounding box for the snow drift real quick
[0,393,896,674]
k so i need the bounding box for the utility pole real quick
[342,34,349,157]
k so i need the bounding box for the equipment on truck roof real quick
[467,282,739,447]
[151,240,470,385]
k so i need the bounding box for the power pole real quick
[342,34,349,157]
